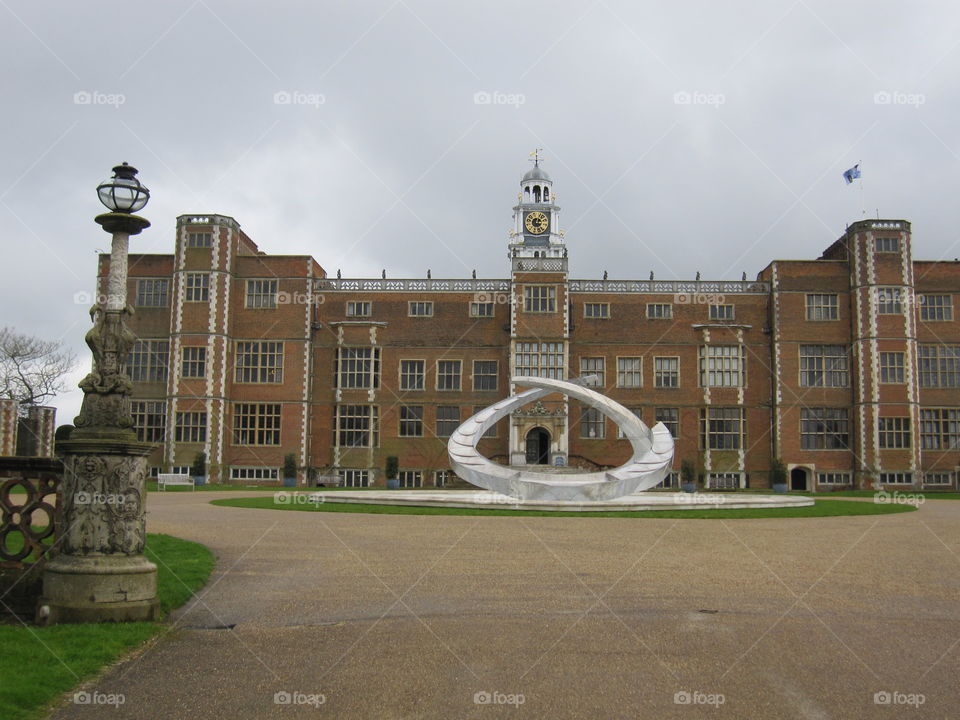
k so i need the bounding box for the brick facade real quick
[100,171,960,491]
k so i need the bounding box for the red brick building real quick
[100,163,960,490]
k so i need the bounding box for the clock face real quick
[524,211,549,235]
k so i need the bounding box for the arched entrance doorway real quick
[790,467,809,491]
[525,427,550,465]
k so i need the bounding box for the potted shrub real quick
[282,453,298,487]
[770,457,788,494]
[680,460,697,493]
[191,452,207,487]
[385,456,399,489]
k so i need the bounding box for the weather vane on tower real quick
[529,148,543,167]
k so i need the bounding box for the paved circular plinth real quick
[308,489,814,512]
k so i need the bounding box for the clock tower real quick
[509,151,565,259]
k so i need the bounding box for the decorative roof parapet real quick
[316,278,511,292]
[568,279,770,294]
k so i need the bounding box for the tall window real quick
[135,279,169,307]
[580,357,605,387]
[800,408,849,449]
[337,348,380,389]
[806,294,838,321]
[233,403,280,445]
[618,357,642,388]
[876,287,902,314]
[472,360,498,391]
[408,301,433,317]
[181,346,206,379]
[919,295,953,321]
[655,407,679,438]
[699,346,744,387]
[186,231,212,248]
[700,408,743,449]
[920,408,960,450]
[879,352,905,384]
[184,272,209,302]
[580,406,605,439]
[584,303,610,318]
[399,359,424,391]
[398,470,422,488]
[246,279,278,309]
[524,285,556,313]
[709,304,734,320]
[235,341,284,383]
[346,301,371,317]
[878,417,911,449]
[398,406,423,437]
[918,345,960,387]
[653,357,679,388]
[647,303,672,319]
[437,360,462,391]
[436,406,460,437]
[515,342,565,379]
[175,410,207,443]
[131,400,166,443]
[128,340,169,383]
[334,405,378,448]
[338,469,369,488]
[799,345,849,387]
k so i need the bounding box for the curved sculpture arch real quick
[447,375,675,501]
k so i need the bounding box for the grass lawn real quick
[211,495,916,519]
[797,489,960,500]
[0,534,215,720]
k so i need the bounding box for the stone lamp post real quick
[38,163,160,623]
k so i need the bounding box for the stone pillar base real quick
[37,554,159,625]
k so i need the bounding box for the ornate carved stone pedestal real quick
[38,437,159,624]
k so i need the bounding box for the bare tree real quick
[0,327,78,407]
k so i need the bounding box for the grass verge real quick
[0,534,214,720]
[211,495,916,519]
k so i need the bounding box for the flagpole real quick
[858,161,865,216]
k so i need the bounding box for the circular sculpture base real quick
[309,490,814,512]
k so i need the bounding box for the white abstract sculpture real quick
[447,375,675,501]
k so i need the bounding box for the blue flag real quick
[843,164,861,184]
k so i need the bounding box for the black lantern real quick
[96,162,149,214]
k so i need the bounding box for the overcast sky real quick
[2,0,958,424]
